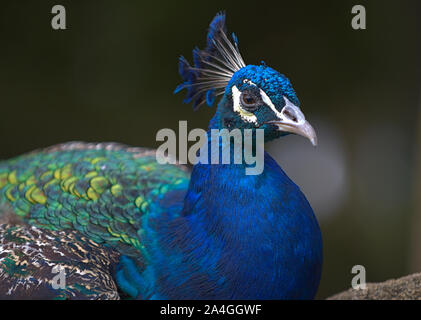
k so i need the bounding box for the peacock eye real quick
[240,91,259,110]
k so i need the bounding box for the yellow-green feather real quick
[0,142,190,267]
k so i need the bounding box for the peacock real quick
[0,12,322,300]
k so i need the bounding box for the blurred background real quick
[1,0,420,298]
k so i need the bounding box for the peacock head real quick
[175,12,317,146]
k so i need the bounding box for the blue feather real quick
[206,89,215,106]
[135,134,322,299]
[232,32,239,47]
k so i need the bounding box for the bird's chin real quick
[256,123,288,142]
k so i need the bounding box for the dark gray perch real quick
[328,272,421,300]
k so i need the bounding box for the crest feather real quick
[175,12,246,110]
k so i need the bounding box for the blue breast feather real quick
[116,142,322,299]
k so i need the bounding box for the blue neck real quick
[120,132,322,299]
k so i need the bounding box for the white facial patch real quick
[259,90,306,125]
[232,83,305,127]
[231,85,258,124]
[259,89,283,119]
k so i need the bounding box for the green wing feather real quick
[0,142,190,264]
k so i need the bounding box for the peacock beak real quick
[265,97,318,146]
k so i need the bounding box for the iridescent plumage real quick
[0,142,190,298]
[0,13,322,300]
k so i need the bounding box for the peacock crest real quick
[174,12,246,110]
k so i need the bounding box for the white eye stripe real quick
[232,85,299,124]
[259,89,303,123]
[259,89,283,119]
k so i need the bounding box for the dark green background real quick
[1,1,420,298]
